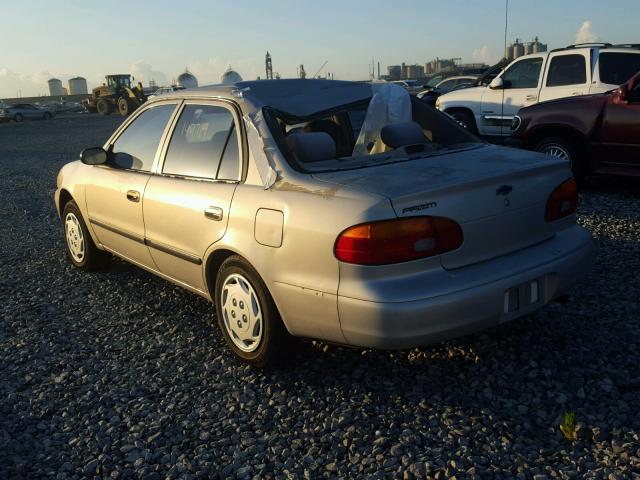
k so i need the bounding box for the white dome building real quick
[177,68,198,89]
[221,66,242,84]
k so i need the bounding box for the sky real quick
[0,0,636,98]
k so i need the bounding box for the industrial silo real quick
[512,40,525,60]
[48,78,64,96]
[68,77,88,95]
[177,68,198,89]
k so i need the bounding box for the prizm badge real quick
[496,185,513,196]
[402,202,437,214]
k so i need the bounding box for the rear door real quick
[85,102,178,267]
[596,77,640,167]
[480,56,545,136]
[539,52,590,102]
[142,100,242,291]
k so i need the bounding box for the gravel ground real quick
[1,115,639,479]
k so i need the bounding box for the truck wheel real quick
[96,99,112,116]
[215,255,291,367]
[449,110,478,135]
[117,98,132,116]
[534,137,585,183]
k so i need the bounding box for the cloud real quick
[575,20,597,44]
[472,45,492,64]
[130,61,167,87]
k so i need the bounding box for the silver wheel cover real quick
[65,212,85,263]
[540,144,570,160]
[221,273,263,352]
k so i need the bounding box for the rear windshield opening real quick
[265,97,481,173]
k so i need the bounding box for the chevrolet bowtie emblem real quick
[496,185,513,196]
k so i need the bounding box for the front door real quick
[142,101,243,291]
[480,56,544,136]
[596,78,640,168]
[85,102,178,267]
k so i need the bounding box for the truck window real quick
[546,55,586,86]
[501,58,543,89]
[599,53,640,85]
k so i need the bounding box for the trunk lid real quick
[313,144,573,269]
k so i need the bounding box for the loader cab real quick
[106,75,133,90]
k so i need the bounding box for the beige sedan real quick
[55,80,594,366]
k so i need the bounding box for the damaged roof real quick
[161,79,373,117]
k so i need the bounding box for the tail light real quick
[335,216,463,265]
[545,178,578,222]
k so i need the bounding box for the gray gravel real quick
[1,115,639,479]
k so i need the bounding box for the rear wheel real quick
[215,255,290,367]
[448,110,478,134]
[96,99,112,116]
[13,113,23,122]
[534,137,585,183]
[62,200,109,271]
[43,112,52,120]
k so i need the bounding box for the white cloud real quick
[575,20,597,44]
[472,45,492,64]
[130,61,167,87]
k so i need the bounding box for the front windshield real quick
[267,95,481,173]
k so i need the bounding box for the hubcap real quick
[540,144,570,161]
[221,273,263,352]
[65,212,85,263]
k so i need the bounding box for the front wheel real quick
[215,256,290,366]
[117,97,132,116]
[13,113,23,122]
[62,200,109,271]
[448,110,478,135]
[43,112,52,120]
[534,137,585,183]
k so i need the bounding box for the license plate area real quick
[504,279,540,314]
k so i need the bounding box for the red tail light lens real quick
[334,216,463,265]
[545,178,578,222]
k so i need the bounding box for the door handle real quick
[526,95,538,101]
[571,92,582,96]
[204,206,223,221]
[126,190,140,202]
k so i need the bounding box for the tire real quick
[117,97,132,116]
[96,99,112,116]
[534,136,585,183]
[62,200,109,271]
[215,255,290,367]
[43,112,52,120]
[448,110,478,134]
[13,113,23,122]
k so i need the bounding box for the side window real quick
[111,104,176,171]
[631,79,640,103]
[163,104,240,180]
[501,57,543,89]
[546,55,586,87]
[599,53,640,85]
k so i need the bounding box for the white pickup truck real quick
[436,43,640,137]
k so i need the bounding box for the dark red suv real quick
[510,71,640,181]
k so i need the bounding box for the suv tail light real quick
[545,178,578,222]
[335,216,463,265]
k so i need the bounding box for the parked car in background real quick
[55,79,594,366]
[391,79,424,94]
[510,70,640,181]
[0,103,54,122]
[436,43,640,136]
[147,85,186,99]
[417,75,479,106]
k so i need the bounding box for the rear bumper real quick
[337,225,595,349]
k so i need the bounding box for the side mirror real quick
[614,84,628,104]
[80,147,108,165]
[489,77,505,90]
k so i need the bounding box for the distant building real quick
[424,58,457,75]
[387,65,401,80]
[177,68,198,89]
[48,78,64,96]
[68,77,88,95]
[221,66,242,84]
[401,63,424,79]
